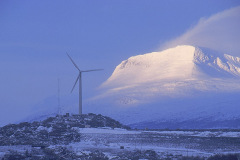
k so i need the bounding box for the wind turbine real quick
[67,53,103,115]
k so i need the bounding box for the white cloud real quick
[161,6,240,56]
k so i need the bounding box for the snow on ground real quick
[219,131,240,137]
[68,128,240,157]
[142,130,240,137]
[78,128,240,138]
[1,128,239,159]
[77,127,140,134]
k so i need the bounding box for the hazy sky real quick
[0,0,240,126]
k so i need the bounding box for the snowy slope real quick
[96,45,240,104]
[103,45,240,88]
[87,45,240,128]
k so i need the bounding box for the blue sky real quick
[0,0,240,126]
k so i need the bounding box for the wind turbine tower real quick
[67,53,103,115]
[58,78,61,115]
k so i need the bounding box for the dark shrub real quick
[208,154,239,160]
[180,156,205,160]
[87,150,109,160]
[3,150,27,160]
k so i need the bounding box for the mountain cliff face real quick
[89,45,240,129]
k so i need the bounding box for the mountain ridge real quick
[97,45,240,103]
[103,45,240,89]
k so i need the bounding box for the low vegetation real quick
[0,113,129,146]
[2,148,240,160]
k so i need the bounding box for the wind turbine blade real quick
[66,53,81,71]
[81,69,103,72]
[71,74,80,93]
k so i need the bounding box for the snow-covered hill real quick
[88,45,240,129]
[0,113,129,146]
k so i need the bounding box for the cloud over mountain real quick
[161,6,240,57]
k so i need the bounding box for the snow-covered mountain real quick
[88,45,240,129]
[103,45,240,87]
